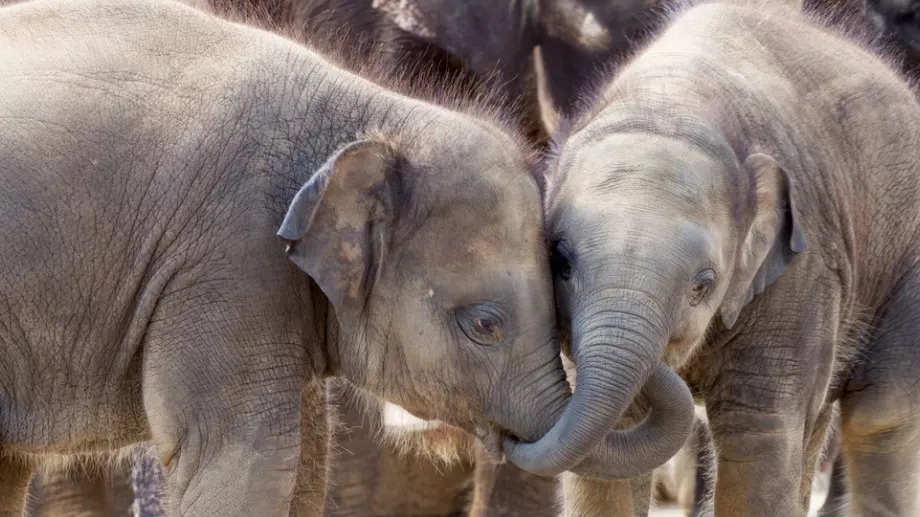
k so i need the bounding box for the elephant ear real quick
[277,138,400,318]
[372,0,537,80]
[720,153,807,329]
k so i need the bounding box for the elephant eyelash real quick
[689,269,716,306]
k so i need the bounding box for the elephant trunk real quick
[503,288,695,478]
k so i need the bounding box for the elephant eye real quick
[456,304,506,346]
[550,239,573,281]
[688,269,715,307]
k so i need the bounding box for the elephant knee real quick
[841,387,916,449]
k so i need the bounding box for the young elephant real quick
[532,1,920,515]
[0,0,697,515]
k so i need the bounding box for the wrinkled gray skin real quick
[0,0,691,514]
[536,1,920,516]
[16,0,689,512]
[24,380,561,517]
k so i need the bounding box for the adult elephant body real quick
[0,0,655,514]
[536,1,920,516]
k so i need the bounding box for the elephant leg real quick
[289,380,330,517]
[323,380,382,517]
[839,289,920,517]
[468,444,498,517]
[141,288,313,517]
[799,404,836,512]
[482,460,560,517]
[688,412,715,517]
[30,460,135,517]
[705,281,840,517]
[817,452,847,517]
[0,455,31,517]
[132,448,167,517]
[630,473,652,517]
[561,475,634,517]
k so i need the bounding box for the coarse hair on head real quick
[188,0,543,173]
[549,0,920,151]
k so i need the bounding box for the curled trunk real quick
[504,290,695,478]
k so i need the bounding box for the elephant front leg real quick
[29,460,136,517]
[289,380,331,517]
[706,359,833,517]
[561,474,634,517]
[141,296,318,516]
[0,454,31,517]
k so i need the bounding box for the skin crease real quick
[0,0,623,514]
[15,0,556,514]
[541,1,920,516]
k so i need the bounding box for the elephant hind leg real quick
[839,289,920,517]
[0,453,32,517]
[29,461,135,517]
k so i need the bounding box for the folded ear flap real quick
[720,153,807,329]
[277,139,397,316]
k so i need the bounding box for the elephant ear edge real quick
[278,137,400,317]
[719,153,806,329]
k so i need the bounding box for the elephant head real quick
[863,0,920,68]
[372,0,671,126]
[274,126,565,460]
[275,118,693,476]
[507,115,805,477]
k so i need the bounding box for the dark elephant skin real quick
[804,0,920,78]
[193,0,544,144]
[0,0,634,514]
[371,0,678,138]
[862,0,920,75]
[538,1,920,515]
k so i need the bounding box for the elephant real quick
[193,0,684,146]
[529,1,920,516]
[0,0,703,515]
[801,0,920,79]
[370,0,680,136]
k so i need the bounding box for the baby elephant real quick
[0,0,698,515]
[531,1,920,516]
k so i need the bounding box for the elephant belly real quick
[1,368,148,455]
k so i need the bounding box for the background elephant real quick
[25,463,136,517]
[802,0,920,79]
[194,0,686,145]
[1,0,659,514]
[533,1,920,516]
